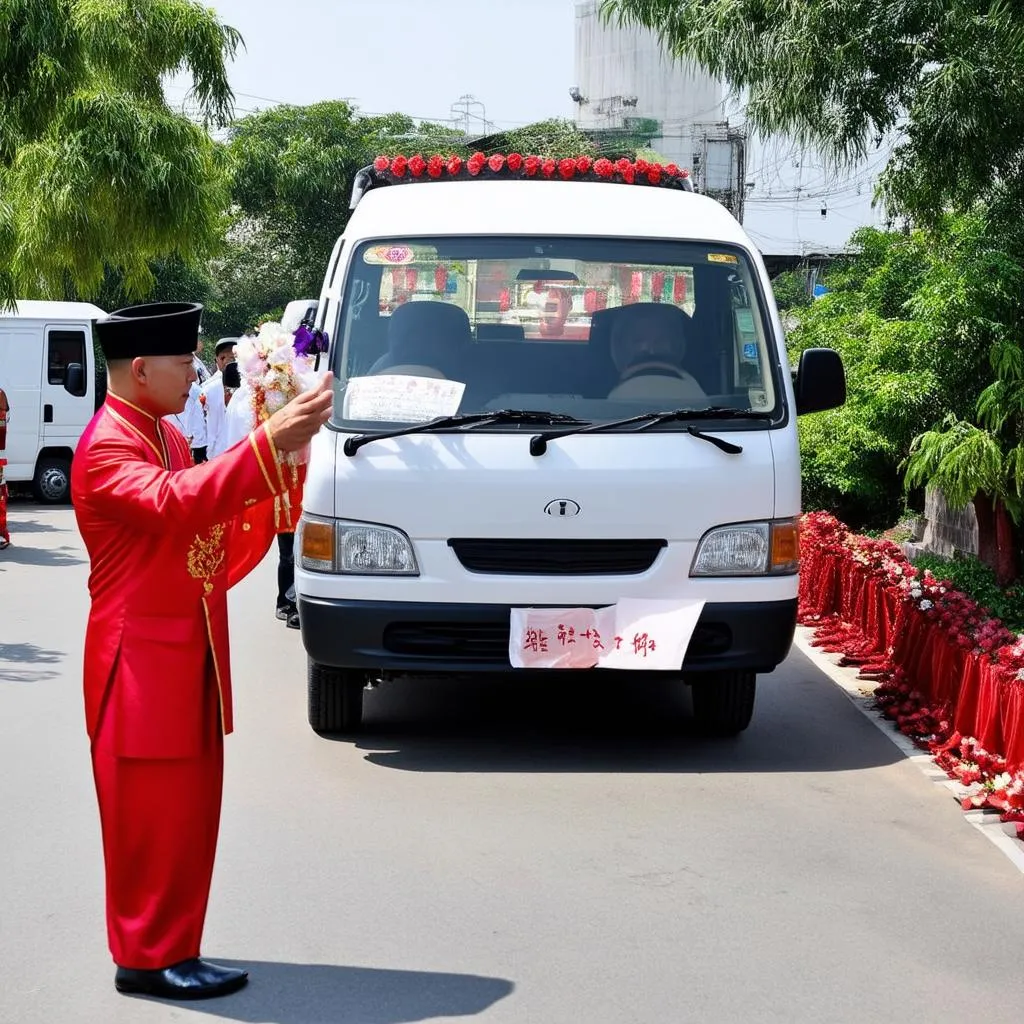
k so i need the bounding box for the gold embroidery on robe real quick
[187,523,226,594]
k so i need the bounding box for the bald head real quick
[106,353,198,417]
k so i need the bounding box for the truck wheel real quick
[690,671,756,736]
[33,457,72,504]
[307,659,365,735]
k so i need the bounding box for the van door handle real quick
[44,404,53,423]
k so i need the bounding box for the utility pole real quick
[450,94,490,138]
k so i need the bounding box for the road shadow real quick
[337,647,904,775]
[3,518,63,534]
[0,644,65,683]
[0,643,64,664]
[125,960,513,1023]
[0,543,84,568]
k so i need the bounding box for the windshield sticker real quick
[363,245,417,266]
[736,308,756,334]
[343,374,466,423]
[742,342,758,362]
[749,389,769,409]
[707,253,738,264]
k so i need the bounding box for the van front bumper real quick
[298,597,797,675]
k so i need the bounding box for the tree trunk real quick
[994,499,1019,586]
[973,493,1020,585]
[974,493,998,574]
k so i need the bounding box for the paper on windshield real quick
[509,598,705,671]
[343,375,466,423]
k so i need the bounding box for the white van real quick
[295,161,845,737]
[0,301,104,502]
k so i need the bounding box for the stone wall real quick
[902,487,978,560]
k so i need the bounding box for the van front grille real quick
[447,539,666,576]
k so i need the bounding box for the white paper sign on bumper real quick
[597,598,705,671]
[343,375,466,423]
[508,607,612,670]
[509,599,706,671]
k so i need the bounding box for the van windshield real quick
[331,236,780,429]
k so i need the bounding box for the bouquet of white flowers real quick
[231,320,329,466]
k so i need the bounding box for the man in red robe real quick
[72,302,332,1000]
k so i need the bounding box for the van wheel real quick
[307,659,365,735]
[33,457,72,504]
[690,671,756,736]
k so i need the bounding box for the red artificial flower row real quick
[371,152,690,187]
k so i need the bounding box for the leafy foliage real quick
[787,218,1011,526]
[487,119,598,160]
[911,551,1024,633]
[770,269,811,310]
[600,0,1024,223]
[211,108,607,335]
[219,101,464,320]
[0,0,240,307]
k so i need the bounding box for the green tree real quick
[770,269,811,311]
[0,0,241,307]
[787,219,1004,530]
[218,101,462,325]
[214,107,605,334]
[600,0,1024,222]
[490,118,598,159]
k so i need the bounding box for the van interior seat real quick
[462,340,612,405]
[476,323,525,342]
[369,301,472,379]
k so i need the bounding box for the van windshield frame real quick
[329,235,786,432]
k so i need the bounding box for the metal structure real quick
[572,0,894,257]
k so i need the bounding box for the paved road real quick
[2,503,1024,1024]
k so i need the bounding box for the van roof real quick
[2,300,107,320]
[343,179,754,251]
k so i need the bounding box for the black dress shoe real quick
[286,609,300,629]
[115,957,248,1000]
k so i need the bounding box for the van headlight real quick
[298,515,419,575]
[690,518,799,577]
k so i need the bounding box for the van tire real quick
[691,671,756,736]
[308,659,365,735]
[33,457,72,504]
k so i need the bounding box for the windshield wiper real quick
[529,407,775,457]
[343,409,588,456]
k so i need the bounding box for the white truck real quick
[0,300,104,503]
[293,159,845,738]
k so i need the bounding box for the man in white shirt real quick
[162,338,210,462]
[199,338,237,459]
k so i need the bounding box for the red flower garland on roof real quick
[366,152,693,192]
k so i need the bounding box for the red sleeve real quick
[226,463,308,587]
[79,423,286,535]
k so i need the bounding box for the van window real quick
[333,237,778,427]
[47,330,86,385]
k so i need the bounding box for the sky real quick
[167,0,581,132]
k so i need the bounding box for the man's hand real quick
[265,373,334,453]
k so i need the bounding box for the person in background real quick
[71,301,332,1001]
[199,339,237,460]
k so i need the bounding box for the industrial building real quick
[571,1,895,271]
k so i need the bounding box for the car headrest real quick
[606,303,690,374]
[387,301,471,366]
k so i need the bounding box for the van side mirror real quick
[794,348,845,415]
[64,362,86,397]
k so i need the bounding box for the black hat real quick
[95,302,203,361]
[214,337,238,356]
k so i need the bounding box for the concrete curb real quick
[792,626,1024,877]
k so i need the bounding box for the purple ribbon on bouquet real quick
[292,324,330,357]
